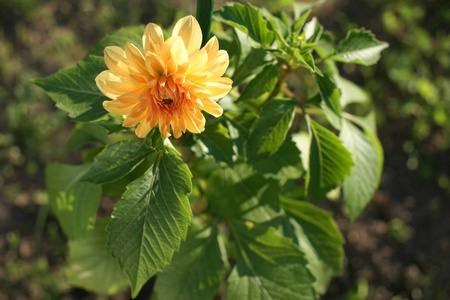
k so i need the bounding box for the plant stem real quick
[196,0,215,47]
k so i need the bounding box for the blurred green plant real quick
[33,0,388,299]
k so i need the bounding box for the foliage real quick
[34,1,388,298]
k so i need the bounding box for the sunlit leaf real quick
[107,149,192,297]
[238,64,279,105]
[332,29,388,66]
[154,223,228,300]
[306,119,354,200]
[81,140,153,184]
[254,135,304,180]
[225,221,316,300]
[207,164,280,223]
[247,99,296,163]
[46,163,101,239]
[67,122,110,150]
[66,218,129,295]
[33,56,108,122]
[281,197,344,294]
[196,121,234,165]
[340,119,382,221]
[214,2,275,47]
[315,73,342,129]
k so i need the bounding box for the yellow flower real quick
[96,16,232,138]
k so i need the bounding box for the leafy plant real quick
[34,0,387,298]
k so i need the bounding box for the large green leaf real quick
[214,3,275,47]
[67,122,110,150]
[291,9,311,34]
[237,64,279,105]
[315,73,342,129]
[332,29,388,66]
[281,197,344,294]
[303,17,323,44]
[226,221,315,300]
[87,25,145,57]
[335,75,369,108]
[232,47,271,86]
[46,163,101,239]
[247,99,296,163]
[207,164,280,223]
[259,8,289,46]
[33,56,108,122]
[81,140,154,184]
[154,223,228,300]
[225,112,256,158]
[340,119,382,221]
[292,50,316,72]
[65,218,129,295]
[196,121,234,165]
[306,119,354,200]
[107,148,192,298]
[254,135,304,181]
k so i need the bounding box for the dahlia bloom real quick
[96,16,232,138]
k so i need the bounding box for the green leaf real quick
[226,221,315,300]
[281,197,344,294]
[306,119,354,200]
[68,122,110,150]
[238,64,279,104]
[260,8,289,45]
[332,29,388,66]
[293,0,325,18]
[207,164,280,223]
[101,154,156,198]
[340,119,381,221]
[247,99,296,163]
[87,25,145,57]
[232,47,271,86]
[154,223,228,300]
[107,149,192,298]
[293,50,316,72]
[292,9,312,34]
[33,56,108,122]
[81,140,153,184]
[315,73,342,129]
[225,112,256,158]
[196,121,234,165]
[335,75,370,108]
[214,3,275,47]
[316,31,335,58]
[303,17,323,43]
[66,218,129,295]
[254,135,304,180]
[46,163,101,239]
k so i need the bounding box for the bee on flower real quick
[96,16,232,138]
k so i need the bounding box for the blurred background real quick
[0,0,448,299]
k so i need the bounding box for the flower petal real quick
[172,15,202,56]
[145,52,165,77]
[103,98,138,115]
[124,43,148,74]
[195,77,233,99]
[135,118,152,138]
[96,71,121,99]
[143,23,164,54]
[104,46,131,78]
[200,98,223,117]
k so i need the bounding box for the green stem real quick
[196,0,215,47]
